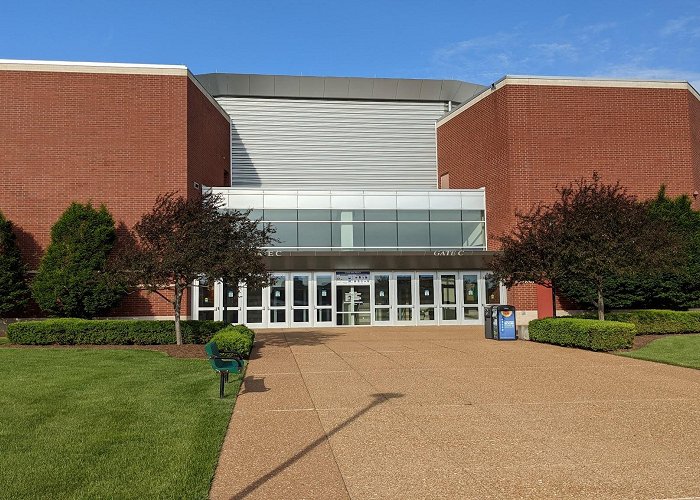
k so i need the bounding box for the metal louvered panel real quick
[216,97,448,190]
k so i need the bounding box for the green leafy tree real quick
[0,211,30,316]
[32,203,125,318]
[491,174,679,320]
[556,187,700,311]
[117,192,275,345]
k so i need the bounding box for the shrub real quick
[210,325,255,357]
[0,211,30,316]
[529,317,636,351]
[601,310,700,335]
[6,319,230,345]
[31,203,125,318]
[577,309,700,335]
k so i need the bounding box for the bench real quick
[205,342,244,398]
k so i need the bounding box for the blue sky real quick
[2,0,699,87]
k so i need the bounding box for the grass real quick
[619,334,700,370]
[0,336,9,345]
[0,348,240,499]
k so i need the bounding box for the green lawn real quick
[0,348,239,499]
[620,334,700,370]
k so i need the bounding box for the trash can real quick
[493,305,517,341]
[483,305,495,339]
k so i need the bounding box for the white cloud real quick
[595,63,700,89]
[660,16,700,38]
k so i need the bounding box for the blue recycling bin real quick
[494,305,517,340]
[484,305,517,340]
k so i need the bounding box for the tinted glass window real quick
[463,223,485,246]
[332,210,364,221]
[365,210,397,221]
[297,210,330,221]
[463,275,478,304]
[462,210,484,221]
[265,209,297,221]
[298,222,331,247]
[365,223,398,247]
[430,222,462,247]
[396,275,413,305]
[271,222,297,247]
[398,222,430,247]
[374,275,390,306]
[331,222,365,248]
[430,210,461,221]
[397,210,429,221]
[485,274,501,304]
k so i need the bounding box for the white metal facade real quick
[216,97,448,190]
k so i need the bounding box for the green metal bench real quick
[205,342,244,398]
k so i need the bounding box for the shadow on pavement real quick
[230,392,404,499]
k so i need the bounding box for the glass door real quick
[269,274,288,327]
[195,277,219,321]
[417,273,437,324]
[372,273,391,324]
[314,274,333,326]
[462,273,481,323]
[244,284,266,328]
[336,285,371,325]
[439,273,459,324]
[223,281,241,324]
[291,274,311,326]
[395,273,414,324]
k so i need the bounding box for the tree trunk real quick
[551,280,557,318]
[597,288,605,321]
[174,286,183,345]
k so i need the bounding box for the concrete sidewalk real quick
[210,327,700,499]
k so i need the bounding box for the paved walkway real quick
[210,327,700,499]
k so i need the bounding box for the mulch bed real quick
[0,341,206,359]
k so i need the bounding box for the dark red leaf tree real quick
[117,191,275,344]
[491,173,678,320]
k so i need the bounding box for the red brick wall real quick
[691,92,700,199]
[438,83,700,311]
[0,68,230,318]
[437,88,512,250]
[186,77,230,196]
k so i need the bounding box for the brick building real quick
[437,76,700,320]
[0,60,231,318]
[1,60,699,326]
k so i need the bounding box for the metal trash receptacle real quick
[493,305,517,340]
[484,305,495,339]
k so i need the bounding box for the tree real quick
[119,192,275,345]
[490,206,569,317]
[491,174,679,320]
[31,202,125,318]
[558,186,700,310]
[0,211,30,317]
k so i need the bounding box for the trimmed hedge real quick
[529,317,636,351]
[600,310,700,335]
[6,319,228,345]
[211,325,256,357]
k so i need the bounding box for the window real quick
[485,274,501,304]
[365,223,398,247]
[298,222,332,247]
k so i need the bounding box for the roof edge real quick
[187,72,230,123]
[437,75,700,127]
[0,58,188,76]
[195,73,487,103]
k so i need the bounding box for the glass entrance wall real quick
[211,189,487,252]
[194,271,500,327]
